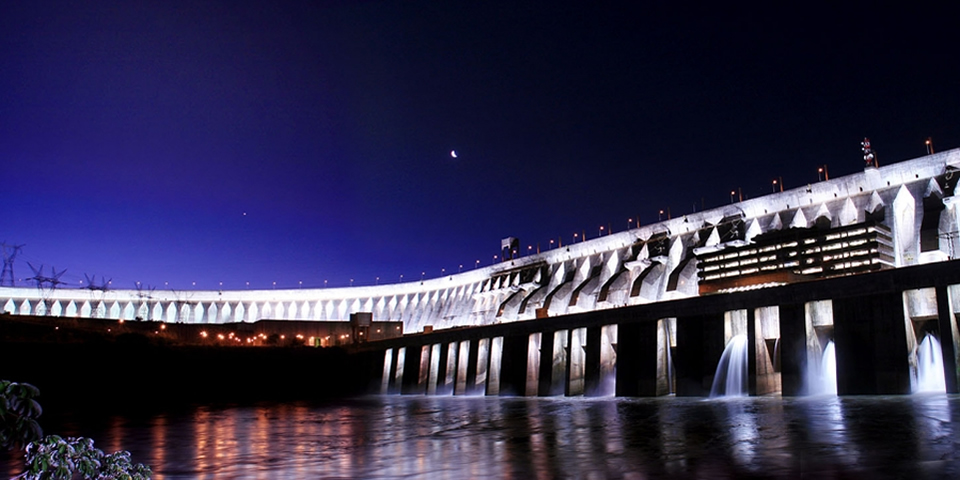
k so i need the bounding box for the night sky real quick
[2,2,958,290]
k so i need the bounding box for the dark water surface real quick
[4,394,960,479]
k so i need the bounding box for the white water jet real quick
[820,341,838,395]
[916,335,946,393]
[710,334,748,397]
[806,340,837,395]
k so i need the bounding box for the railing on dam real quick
[355,259,960,397]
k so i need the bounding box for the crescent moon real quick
[450,150,458,158]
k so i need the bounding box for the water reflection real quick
[4,395,960,478]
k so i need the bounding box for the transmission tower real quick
[84,273,111,318]
[27,263,66,316]
[134,282,156,320]
[170,289,196,323]
[1,242,25,287]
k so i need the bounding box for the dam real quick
[4,149,960,397]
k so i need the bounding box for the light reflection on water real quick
[4,395,960,479]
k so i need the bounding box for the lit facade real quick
[3,149,959,334]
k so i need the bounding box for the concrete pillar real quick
[486,337,503,396]
[427,344,442,395]
[389,347,403,395]
[753,306,782,395]
[583,326,604,396]
[615,320,658,396]
[778,303,806,396]
[454,340,472,395]
[675,313,725,396]
[379,348,393,395]
[418,345,431,393]
[566,328,586,396]
[936,285,959,393]
[833,292,911,394]
[526,333,542,396]
[537,330,556,396]
[436,342,453,395]
[499,334,528,396]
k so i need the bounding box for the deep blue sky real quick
[2,1,958,290]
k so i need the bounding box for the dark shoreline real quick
[0,314,379,417]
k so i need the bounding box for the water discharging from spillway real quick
[916,335,946,393]
[808,341,838,396]
[710,334,748,397]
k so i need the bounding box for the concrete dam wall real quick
[3,149,960,338]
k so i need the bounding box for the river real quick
[4,394,960,478]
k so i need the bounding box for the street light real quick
[818,165,829,181]
[475,260,480,269]
[659,210,664,221]
[926,137,934,155]
[573,232,579,243]
[599,225,605,237]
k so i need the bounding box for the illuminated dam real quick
[5,149,960,396]
[3,149,960,332]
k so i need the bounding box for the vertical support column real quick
[526,333,542,396]
[454,340,471,395]
[566,328,586,396]
[391,347,405,395]
[833,292,911,394]
[778,303,806,396]
[550,330,569,396]
[675,313,725,396]
[486,337,503,396]
[499,334,528,396]
[538,330,555,396]
[380,348,394,395]
[936,285,959,393]
[387,347,402,394]
[427,344,442,395]
[418,345,432,393]
[584,326,603,396]
[436,341,454,395]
